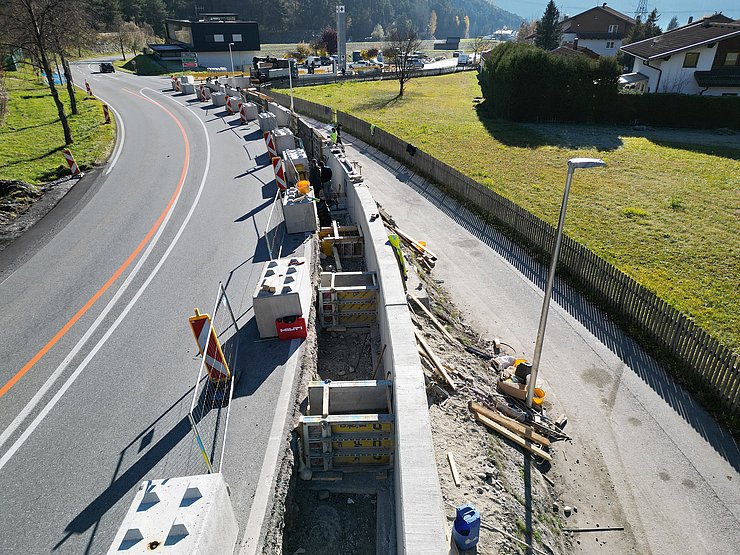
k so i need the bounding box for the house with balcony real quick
[560,3,635,57]
[620,15,740,95]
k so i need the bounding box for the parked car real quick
[348,60,373,72]
[99,62,115,73]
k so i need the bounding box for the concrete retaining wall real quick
[272,91,447,553]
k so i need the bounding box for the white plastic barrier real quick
[107,474,238,555]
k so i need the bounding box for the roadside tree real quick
[384,21,422,98]
[0,0,78,144]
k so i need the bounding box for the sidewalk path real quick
[338,132,740,555]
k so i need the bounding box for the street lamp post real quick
[526,158,606,408]
[287,58,294,112]
[228,42,235,85]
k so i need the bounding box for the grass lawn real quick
[0,65,116,185]
[282,72,740,352]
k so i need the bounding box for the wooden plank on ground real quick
[469,401,550,446]
[473,413,552,462]
[447,452,461,487]
[414,330,457,391]
[408,294,457,344]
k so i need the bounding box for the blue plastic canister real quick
[452,503,480,550]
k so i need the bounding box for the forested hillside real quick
[95,0,522,40]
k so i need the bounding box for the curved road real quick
[0,63,296,553]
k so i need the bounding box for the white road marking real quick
[0,90,212,472]
[104,102,125,175]
[239,339,301,554]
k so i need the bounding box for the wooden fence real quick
[270,91,740,416]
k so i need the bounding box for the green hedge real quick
[478,42,620,123]
[479,42,740,129]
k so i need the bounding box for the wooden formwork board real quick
[301,413,395,472]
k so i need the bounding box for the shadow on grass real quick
[355,93,403,111]
[474,102,554,149]
[474,101,740,158]
[648,139,740,160]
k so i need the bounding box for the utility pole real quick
[634,0,648,22]
[336,5,346,75]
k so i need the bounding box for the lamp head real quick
[568,157,606,169]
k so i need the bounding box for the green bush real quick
[478,42,619,123]
[478,42,740,129]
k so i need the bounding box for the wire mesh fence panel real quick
[264,189,286,261]
[188,283,239,474]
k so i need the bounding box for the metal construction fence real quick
[262,64,477,90]
[264,188,286,261]
[188,282,239,473]
[269,91,740,416]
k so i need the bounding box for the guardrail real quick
[270,91,740,421]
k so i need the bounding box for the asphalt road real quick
[0,64,301,553]
[339,134,740,554]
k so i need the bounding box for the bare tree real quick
[384,21,422,98]
[471,35,493,62]
[516,20,537,43]
[0,0,75,144]
[114,17,151,60]
[48,0,92,116]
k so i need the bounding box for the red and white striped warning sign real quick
[197,84,205,101]
[188,309,231,383]
[63,149,82,177]
[239,103,248,123]
[272,156,287,190]
[85,81,92,96]
[264,131,278,158]
[102,104,111,124]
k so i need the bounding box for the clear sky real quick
[495,1,738,28]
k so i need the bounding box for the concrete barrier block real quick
[268,102,292,127]
[211,92,227,107]
[107,473,237,555]
[179,75,194,85]
[253,254,312,338]
[180,83,196,95]
[284,148,308,176]
[241,102,259,120]
[227,76,250,88]
[283,188,318,234]
[258,112,277,133]
[272,128,296,156]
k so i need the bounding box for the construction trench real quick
[109,76,582,555]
